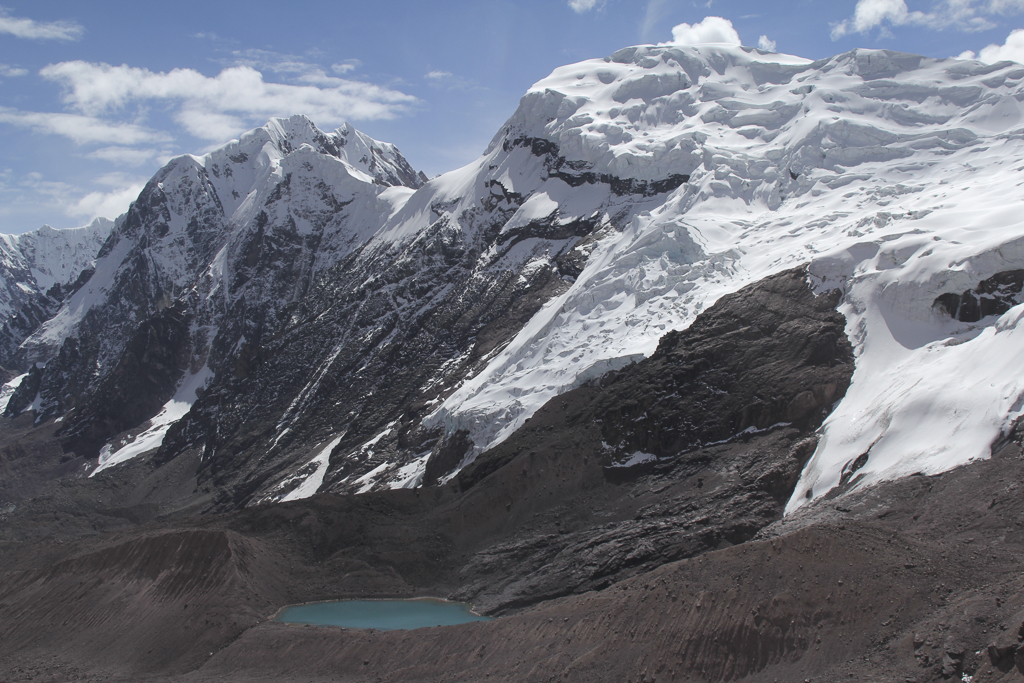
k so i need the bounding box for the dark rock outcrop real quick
[933,269,1024,322]
[458,267,851,489]
[3,364,43,417]
[442,268,853,611]
[57,302,194,458]
[505,135,689,197]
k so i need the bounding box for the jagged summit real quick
[154,115,425,227]
[209,115,426,191]
[5,116,428,464]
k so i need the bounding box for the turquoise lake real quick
[274,598,493,630]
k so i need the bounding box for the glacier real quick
[417,45,1024,510]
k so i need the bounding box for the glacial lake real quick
[274,598,493,630]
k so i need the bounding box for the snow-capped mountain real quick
[6,116,428,452]
[424,45,1024,513]
[0,218,112,373]
[7,45,1024,516]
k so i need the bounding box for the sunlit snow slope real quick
[419,45,1024,510]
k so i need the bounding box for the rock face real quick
[6,117,449,492]
[933,269,1024,323]
[2,103,693,509]
[447,268,853,611]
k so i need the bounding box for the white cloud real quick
[66,182,145,221]
[668,16,742,45]
[830,0,1018,39]
[426,70,453,79]
[850,0,913,35]
[332,60,361,74]
[989,0,1024,11]
[39,61,418,141]
[957,27,1024,62]
[0,10,83,41]
[0,107,170,145]
[174,108,247,141]
[86,146,161,166]
[0,64,26,77]
[758,35,778,51]
[0,169,143,228]
[569,0,601,11]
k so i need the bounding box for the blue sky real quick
[0,0,1022,233]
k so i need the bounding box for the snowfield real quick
[419,45,1024,511]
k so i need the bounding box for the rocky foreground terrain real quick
[4,42,1024,682]
[2,270,1024,683]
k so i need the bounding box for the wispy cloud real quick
[830,0,1020,39]
[640,0,672,42]
[86,146,163,167]
[0,63,27,77]
[0,9,83,41]
[67,181,146,221]
[568,0,602,12]
[38,61,419,141]
[230,50,363,79]
[988,0,1024,11]
[332,60,361,74]
[231,48,324,75]
[0,169,144,227]
[423,70,481,92]
[958,27,1024,63]
[0,107,170,145]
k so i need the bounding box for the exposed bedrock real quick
[933,269,1024,323]
[452,266,850,487]
[441,267,853,611]
[56,301,194,458]
[504,134,690,196]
